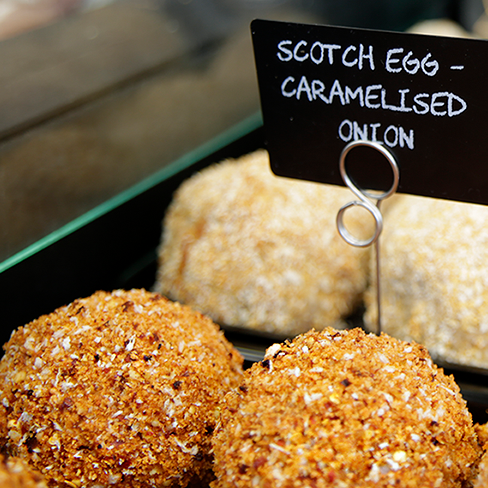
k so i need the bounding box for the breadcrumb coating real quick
[211,328,481,488]
[0,289,243,488]
[474,450,488,487]
[155,149,374,337]
[364,194,488,369]
[476,423,488,449]
[0,455,47,488]
[474,423,488,487]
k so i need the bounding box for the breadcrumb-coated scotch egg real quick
[155,149,375,337]
[0,289,243,488]
[0,455,47,488]
[364,194,488,369]
[211,328,482,488]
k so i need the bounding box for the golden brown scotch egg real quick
[211,328,481,488]
[0,289,243,488]
[156,149,375,337]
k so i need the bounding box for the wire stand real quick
[336,140,399,335]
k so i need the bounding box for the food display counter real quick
[1,115,488,426]
[1,2,488,487]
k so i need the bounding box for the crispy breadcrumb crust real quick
[211,328,481,488]
[0,289,243,488]
[0,455,47,488]
[474,424,488,487]
[155,149,374,337]
[364,194,488,369]
[474,450,488,487]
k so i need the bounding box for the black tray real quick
[1,116,487,424]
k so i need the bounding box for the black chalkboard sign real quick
[251,19,488,205]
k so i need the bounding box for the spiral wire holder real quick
[336,140,399,335]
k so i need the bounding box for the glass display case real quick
[1,0,487,424]
[1,0,482,263]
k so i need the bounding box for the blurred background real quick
[0,0,486,264]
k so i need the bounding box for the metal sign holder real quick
[336,140,400,335]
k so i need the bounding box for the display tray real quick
[1,115,487,424]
